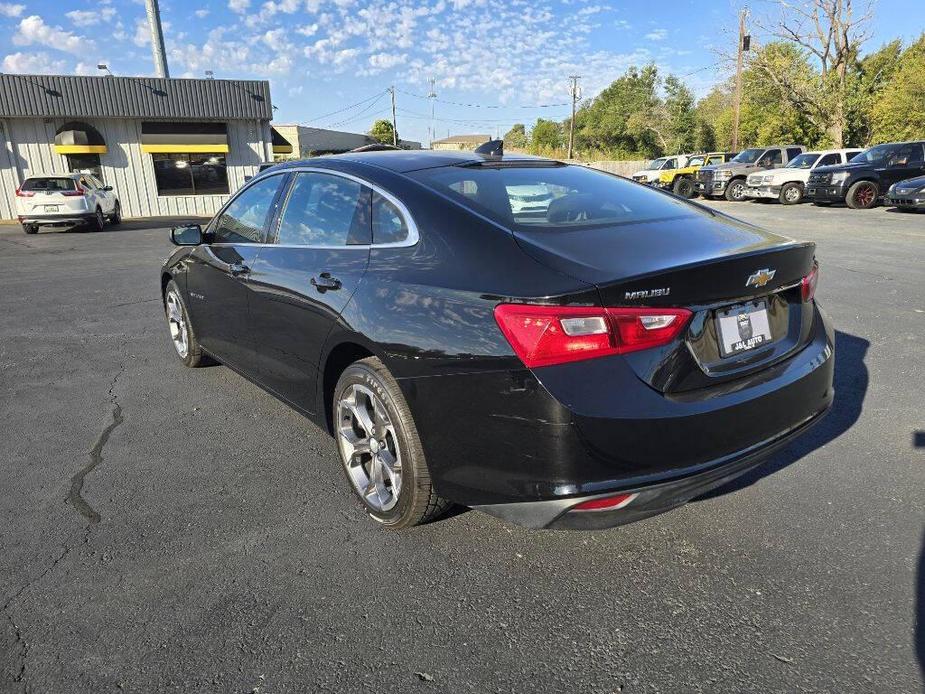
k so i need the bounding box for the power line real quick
[324,93,388,128]
[304,90,389,124]
[395,86,569,110]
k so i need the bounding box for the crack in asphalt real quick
[67,365,126,525]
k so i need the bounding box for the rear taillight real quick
[15,187,34,197]
[493,304,692,368]
[801,262,819,302]
[571,493,638,512]
[61,187,86,197]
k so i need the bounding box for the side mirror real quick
[170,223,203,246]
[102,185,114,191]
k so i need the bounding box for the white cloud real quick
[12,15,90,55]
[228,0,250,13]
[0,2,24,17]
[644,28,667,41]
[67,7,116,26]
[368,52,406,69]
[2,50,67,74]
[296,22,318,36]
[194,9,210,17]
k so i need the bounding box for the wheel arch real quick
[319,337,382,434]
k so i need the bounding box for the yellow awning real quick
[54,144,108,154]
[141,143,230,154]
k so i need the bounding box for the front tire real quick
[724,179,747,202]
[164,280,207,367]
[846,180,879,209]
[334,357,450,529]
[779,182,803,205]
[673,177,695,198]
[109,201,122,225]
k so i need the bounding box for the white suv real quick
[15,173,121,234]
[744,149,863,205]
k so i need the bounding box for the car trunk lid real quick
[512,209,817,392]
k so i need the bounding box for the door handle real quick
[229,262,250,277]
[311,272,342,291]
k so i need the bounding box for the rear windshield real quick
[21,177,76,192]
[408,163,700,230]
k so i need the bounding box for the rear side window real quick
[786,147,803,160]
[213,175,281,243]
[816,153,840,167]
[276,172,370,247]
[21,177,76,192]
[409,163,700,231]
[372,192,409,245]
[846,151,862,161]
[762,150,783,165]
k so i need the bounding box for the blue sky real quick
[0,0,920,144]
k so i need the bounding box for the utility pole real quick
[427,77,436,148]
[732,8,748,151]
[145,0,170,78]
[567,75,581,160]
[389,86,398,147]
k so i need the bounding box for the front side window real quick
[760,150,783,166]
[645,157,668,171]
[409,163,700,231]
[852,143,924,165]
[212,175,281,243]
[276,172,369,247]
[787,153,820,169]
[688,156,705,167]
[372,192,410,245]
[887,144,925,166]
[707,155,725,165]
[152,153,229,196]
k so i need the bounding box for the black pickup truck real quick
[807,141,925,209]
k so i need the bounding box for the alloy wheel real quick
[731,182,746,200]
[785,186,801,203]
[165,291,189,358]
[855,184,875,207]
[337,383,402,512]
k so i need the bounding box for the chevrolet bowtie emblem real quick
[746,268,776,288]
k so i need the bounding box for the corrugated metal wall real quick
[0,117,269,220]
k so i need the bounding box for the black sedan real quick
[161,147,834,530]
[886,174,925,210]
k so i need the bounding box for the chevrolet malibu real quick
[160,146,834,530]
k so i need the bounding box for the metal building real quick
[0,73,282,220]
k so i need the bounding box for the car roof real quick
[24,173,82,179]
[268,150,558,174]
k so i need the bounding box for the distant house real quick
[431,134,491,151]
[273,125,421,160]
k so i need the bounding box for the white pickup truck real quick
[744,149,863,205]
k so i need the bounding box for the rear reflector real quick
[801,262,819,302]
[494,304,692,368]
[571,493,638,512]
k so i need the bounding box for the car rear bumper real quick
[473,406,828,529]
[744,185,780,199]
[18,212,96,226]
[400,303,835,526]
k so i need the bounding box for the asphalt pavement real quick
[1,202,923,693]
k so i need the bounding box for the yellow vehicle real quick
[657,151,737,198]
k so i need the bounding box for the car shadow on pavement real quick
[694,329,869,502]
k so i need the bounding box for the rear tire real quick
[846,180,879,209]
[164,280,207,368]
[779,182,803,205]
[334,356,451,529]
[109,201,122,225]
[22,223,38,235]
[90,207,105,232]
[673,177,695,198]
[724,179,747,202]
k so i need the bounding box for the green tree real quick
[503,123,528,149]
[369,119,397,145]
[870,35,925,142]
[660,75,697,153]
[530,118,562,150]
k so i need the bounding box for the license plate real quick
[716,301,772,357]
[45,205,59,212]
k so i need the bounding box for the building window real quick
[65,153,103,182]
[152,153,229,196]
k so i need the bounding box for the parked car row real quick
[641,140,925,211]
